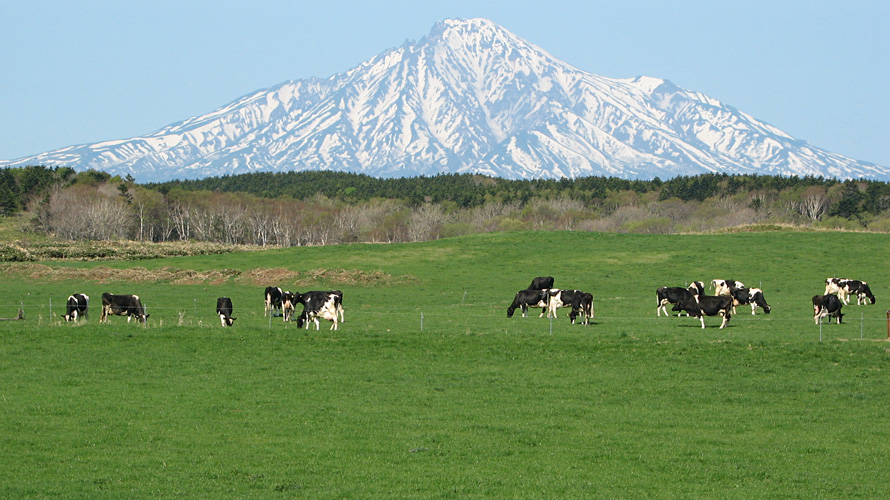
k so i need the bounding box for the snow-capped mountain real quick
[3,18,888,182]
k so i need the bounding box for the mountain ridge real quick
[2,18,887,182]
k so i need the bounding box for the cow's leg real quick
[719,312,730,329]
[100,306,108,323]
[699,316,706,329]
[220,314,227,327]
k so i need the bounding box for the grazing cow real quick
[656,284,701,317]
[528,276,555,290]
[507,289,551,318]
[672,295,733,329]
[100,293,149,323]
[842,280,876,305]
[711,279,745,297]
[813,294,844,324]
[216,297,236,327]
[729,287,772,315]
[548,289,594,324]
[62,293,89,322]
[296,291,342,330]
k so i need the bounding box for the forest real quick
[3,165,890,247]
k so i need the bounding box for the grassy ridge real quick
[1,231,889,498]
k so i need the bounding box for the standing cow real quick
[296,291,342,330]
[264,286,283,317]
[527,277,555,290]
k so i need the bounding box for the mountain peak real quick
[1,19,886,182]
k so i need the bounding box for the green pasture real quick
[1,231,889,498]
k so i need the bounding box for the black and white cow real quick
[216,297,236,327]
[326,290,345,323]
[842,280,876,305]
[688,281,705,297]
[296,291,342,330]
[547,289,594,324]
[528,276,555,290]
[824,278,850,303]
[711,279,745,297]
[813,294,844,324]
[729,287,771,315]
[656,285,700,317]
[672,294,733,329]
[264,286,283,317]
[281,291,298,322]
[507,289,551,318]
[100,293,149,323]
[62,293,89,322]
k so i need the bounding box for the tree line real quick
[4,166,890,246]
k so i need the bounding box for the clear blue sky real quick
[2,0,888,167]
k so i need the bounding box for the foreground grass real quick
[1,231,889,498]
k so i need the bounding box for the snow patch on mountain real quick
[2,18,887,182]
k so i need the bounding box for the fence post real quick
[49,298,53,320]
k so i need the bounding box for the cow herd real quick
[58,287,345,330]
[812,278,877,325]
[654,277,878,328]
[507,276,594,325]
[54,274,878,330]
[656,279,769,329]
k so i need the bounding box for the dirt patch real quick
[0,263,415,287]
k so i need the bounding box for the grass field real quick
[1,230,889,498]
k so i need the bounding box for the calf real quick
[100,293,149,323]
[507,289,551,318]
[528,276,555,290]
[296,291,342,330]
[62,293,89,322]
[813,294,844,324]
[216,297,236,327]
[264,286,283,317]
[656,285,700,317]
[672,294,733,329]
[729,287,771,315]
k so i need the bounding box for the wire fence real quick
[4,297,889,342]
